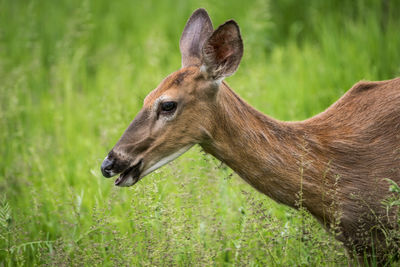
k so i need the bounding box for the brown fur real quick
[201,79,400,261]
[102,9,400,264]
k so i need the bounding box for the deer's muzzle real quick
[101,157,115,177]
[101,151,144,186]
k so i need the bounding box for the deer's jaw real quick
[103,144,193,187]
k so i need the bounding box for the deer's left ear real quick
[201,20,243,81]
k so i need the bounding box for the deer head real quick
[101,8,243,186]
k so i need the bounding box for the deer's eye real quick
[160,101,177,114]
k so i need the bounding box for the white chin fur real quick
[141,145,193,178]
[118,176,135,187]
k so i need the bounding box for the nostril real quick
[104,162,113,170]
[101,157,115,178]
[104,158,114,169]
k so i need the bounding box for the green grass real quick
[1,0,400,265]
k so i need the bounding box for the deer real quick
[101,8,400,264]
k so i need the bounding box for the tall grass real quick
[1,0,399,265]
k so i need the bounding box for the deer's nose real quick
[101,156,115,178]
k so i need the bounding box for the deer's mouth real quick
[115,160,143,187]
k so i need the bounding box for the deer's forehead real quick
[143,67,199,106]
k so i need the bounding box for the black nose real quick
[101,157,115,178]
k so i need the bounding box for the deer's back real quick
[307,77,400,181]
[301,77,400,254]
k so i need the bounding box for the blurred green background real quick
[1,0,400,265]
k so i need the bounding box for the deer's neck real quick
[200,83,330,218]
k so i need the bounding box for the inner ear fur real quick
[180,8,214,68]
[202,20,243,80]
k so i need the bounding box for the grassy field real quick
[1,0,400,265]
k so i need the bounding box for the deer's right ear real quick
[180,8,213,68]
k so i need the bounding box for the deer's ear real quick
[201,20,243,81]
[180,8,213,68]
